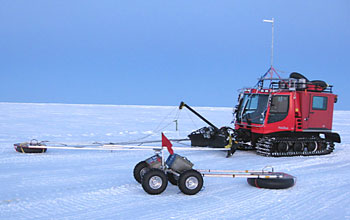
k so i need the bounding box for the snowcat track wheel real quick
[133,161,149,184]
[167,173,178,185]
[178,169,203,195]
[293,142,303,152]
[247,173,295,189]
[141,169,168,195]
[307,142,318,152]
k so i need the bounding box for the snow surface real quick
[0,103,349,220]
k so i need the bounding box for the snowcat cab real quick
[233,68,341,156]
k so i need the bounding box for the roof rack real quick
[255,67,333,93]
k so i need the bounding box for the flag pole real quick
[161,145,165,169]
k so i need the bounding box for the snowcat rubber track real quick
[256,137,334,157]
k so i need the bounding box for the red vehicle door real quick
[306,94,333,131]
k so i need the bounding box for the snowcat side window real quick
[312,96,328,110]
[268,95,289,123]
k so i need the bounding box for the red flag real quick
[162,133,174,155]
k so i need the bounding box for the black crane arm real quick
[179,101,219,131]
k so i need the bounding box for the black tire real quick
[133,161,149,183]
[247,173,295,189]
[178,169,203,195]
[141,169,168,195]
[310,80,328,90]
[289,72,309,82]
[167,173,178,185]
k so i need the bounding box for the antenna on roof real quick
[263,18,275,67]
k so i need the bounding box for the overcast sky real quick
[1,1,349,109]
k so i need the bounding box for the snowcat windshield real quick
[236,94,269,124]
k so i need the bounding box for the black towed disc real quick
[247,172,296,189]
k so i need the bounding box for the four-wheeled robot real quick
[134,149,296,195]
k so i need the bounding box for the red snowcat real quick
[183,67,341,157]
